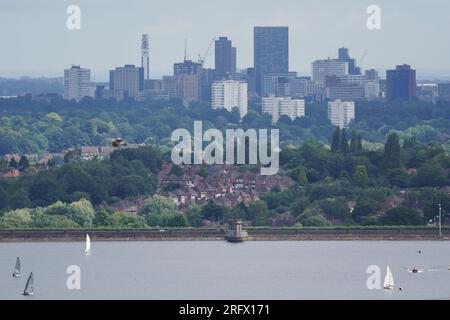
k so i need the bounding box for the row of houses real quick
[157,163,296,208]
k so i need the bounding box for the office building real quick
[109,65,144,101]
[254,26,289,95]
[312,59,348,85]
[63,65,94,102]
[365,69,379,81]
[211,80,248,118]
[438,83,450,101]
[338,47,361,75]
[326,75,380,101]
[174,60,203,105]
[386,64,417,101]
[261,72,297,97]
[328,100,355,129]
[262,95,305,123]
[215,37,236,79]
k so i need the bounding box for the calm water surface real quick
[1,241,449,300]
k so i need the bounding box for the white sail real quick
[85,234,91,254]
[13,257,21,277]
[384,266,394,289]
[23,272,34,296]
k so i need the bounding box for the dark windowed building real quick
[215,36,236,79]
[173,60,203,105]
[254,26,289,95]
[338,47,360,75]
[386,64,417,101]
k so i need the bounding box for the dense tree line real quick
[1,96,449,155]
[0,146,163,211]
[1,131,448,228]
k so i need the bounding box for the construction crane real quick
[198,37,216,66]
[359,49,368,69]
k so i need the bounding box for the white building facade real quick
[63,65,94,102]
[328,100,355,129]
[262,95,305,123]
[212,80,248,118]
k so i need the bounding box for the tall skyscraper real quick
[328,100,355,129]
[63,65,94,102]
[386,64,417,101]
[254,26,289,95]
[109,65,144,100]
[141,34,150,80]
[212,80,248,118]
[215,37,236,79]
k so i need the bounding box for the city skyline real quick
[1,0,450,80]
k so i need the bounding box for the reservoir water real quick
[0,241,449,300]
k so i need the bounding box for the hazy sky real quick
[1,0,450,80]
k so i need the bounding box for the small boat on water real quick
[85,234,91,255]
[13,257,21,278]
[22,272,34,296]
[383,266,394,290]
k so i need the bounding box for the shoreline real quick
[1,228,449,242]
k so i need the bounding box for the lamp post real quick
[438,203,442,238]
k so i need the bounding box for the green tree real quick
[340,129,349,153]
[0,209,32,229]
[403,136,418,149]
[169,165,183,176]
[380,207,425,226]
[18,156,29,171]
[69,198,95,227]
[138,195,179,225]
[289,197,310,217]
[302,214,331,227]
[352,200,381,223]
[318,197,350,220]
[331,127,341,153]
[186,203,203,227]
[387,168,409,188]
[357,134,363,150]
[34,210,79,229]
[201,200,226,222]
[9,158,18,169]
[349,131,358,152]
[247,200,269,226]
[288,166,308,186]
[383,132,401,169]
[414,163,447,187]
[353,165,369,187]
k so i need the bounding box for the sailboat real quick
[85,234,91,255]
[22,272,34,296]
[383,266,394,290]
[13,257,21,278]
